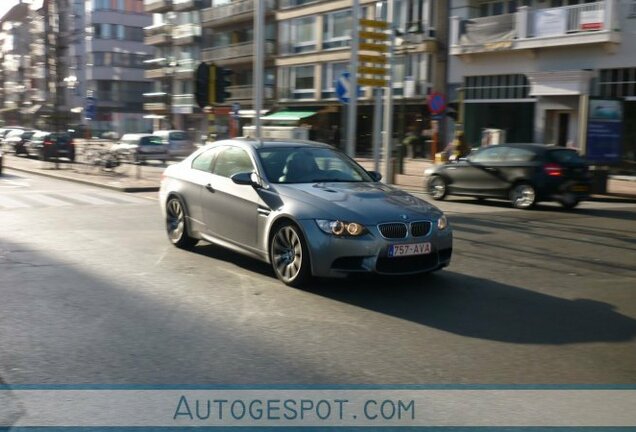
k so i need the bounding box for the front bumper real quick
[297,219,453,278]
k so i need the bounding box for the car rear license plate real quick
[388,242,431,257]
[571,184,589,192]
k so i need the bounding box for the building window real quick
[464,74,531,99]
[292,65,315,99]
[323,10,352,49]
[291,16,316,53]
[322,62,348,99]
[599,68,636,98]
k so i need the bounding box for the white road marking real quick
[23,193,72,207]
[0,195,31,209]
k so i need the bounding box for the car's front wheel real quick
[560,193,580,210]
[510,182,536,209]
[428,175,448,200]
[165,196,198,249]
[270,222,311,287]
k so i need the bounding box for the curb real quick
[5,165,160,193]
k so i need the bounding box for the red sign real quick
[427,92,446,115]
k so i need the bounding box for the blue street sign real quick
[335,72,362,104]
[85,96,97,120]
[231,102,240,119]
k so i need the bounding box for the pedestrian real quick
[402,129,418,159]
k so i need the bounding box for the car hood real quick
[274,182,443,223]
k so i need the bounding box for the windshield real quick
[257,147,373,184]
[169,132,187,140]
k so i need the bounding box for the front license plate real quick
[571,184,589,192]
[388,242,432,257]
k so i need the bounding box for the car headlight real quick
[316,220,367,237]
[437,214,448,230]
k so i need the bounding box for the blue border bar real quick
[2,384,636,390]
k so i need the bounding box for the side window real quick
[191,147,220,173]
[470,146,508,163]
[212,147,255,178]
[505,148,536,162]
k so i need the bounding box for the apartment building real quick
[275,0,448,153]
[449,0,636,165]
[143,0,211,138]
[0,3,41,127]
[200,0,277,139]
[70,0,155,136]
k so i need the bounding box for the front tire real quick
[428,175,448,200]
[270,222,311,287]
[165,196,198,249]
[510,182,536,209]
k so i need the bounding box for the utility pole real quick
[381,1,395,183]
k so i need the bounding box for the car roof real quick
[206,137,335,150]
[121,133,157,139]
[482,143,579,152]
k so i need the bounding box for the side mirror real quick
[231,171,262,188]
[368,170,382,182]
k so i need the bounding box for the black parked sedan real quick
[426,144,591,209]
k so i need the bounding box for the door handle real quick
[205,183,215,193]
[485,167,498,172]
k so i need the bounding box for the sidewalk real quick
[3,153,636,199]
[3,154,162,192]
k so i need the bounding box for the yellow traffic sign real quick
[359,31,388,41]
[359,19,389,29]
[360,42,388,53]
[358,54,387,65]
[358,77,387,87]
[357,66,386,75]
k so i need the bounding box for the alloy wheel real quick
[271,225,304,284]
[511,183,536,209]
[166,198,185,243]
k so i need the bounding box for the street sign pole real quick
[372,88,382,173]
[253,0,264,139]
[382,2,395,184]
[346,0,360,158]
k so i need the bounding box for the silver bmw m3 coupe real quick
[159,138,452,286]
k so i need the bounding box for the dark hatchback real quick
[26,131,75,162]
[426,144,591,209]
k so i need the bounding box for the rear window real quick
[549,149,585,164]
[140,136,162,146]
[23,131,35,139]
[169,132,187,140]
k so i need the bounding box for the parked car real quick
[160,138,453,287]
[154,130,196,159]
[0,127,26,151]
[111,133,168,163]
[4,129,36,155]
[426,143,591,209]
[25,131,75,162]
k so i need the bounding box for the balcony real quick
[172,23,201,46]
[173,0,201,11]
[172,94,195,107]
[450,0,620,56]
[202,0,275,26]
[143,0,172,13]
[145,67,170,79]
[144,23,172,46]
[202,41,276,64]
[175,58,197,80]
[143,92,169,112]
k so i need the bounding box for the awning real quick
[261,111,317,122]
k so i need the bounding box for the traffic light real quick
[215,66,233,103]
[194,62,211,108]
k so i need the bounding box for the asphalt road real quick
[1,169,635,385]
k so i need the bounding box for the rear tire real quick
[165,196,198,249]
[428,175,448,200]
[510,182,536,209]
[270,222,311,287]
[560,194,580,210]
